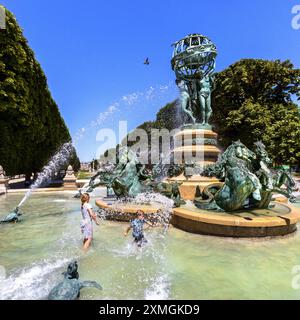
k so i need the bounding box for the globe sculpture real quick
[171,34,217,126]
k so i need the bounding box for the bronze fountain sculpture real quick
[78,148,186,207]
[81,34,297,212]
[171,34,217,128]
[195,140,297,211]
[85,33,299,237]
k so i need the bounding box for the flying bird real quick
[144,58,150,65]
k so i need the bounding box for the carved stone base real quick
[173,128,221,167]
[168,175,220,200]
[182,124,213,130]
[63,181,77,191]
[171,128,221,200]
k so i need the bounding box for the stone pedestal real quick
[63,165,77,191]
[170,126,221,200]
[0,165,9,195]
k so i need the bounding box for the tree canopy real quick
[212,59,300,165]
[0,8,80,176]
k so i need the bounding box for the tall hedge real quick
[0,8,79,176]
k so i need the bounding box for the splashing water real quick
[98,192,174,233]
[109,215,171,300]
[17,142,74,208]
[15,82,176,208]
[73,82,176,146]
[134,192,174,226]
[138,230,171,300]
[0,257,72,300]
[144,274,170,300]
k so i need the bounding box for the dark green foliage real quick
[69,148,80,173]
[155,101,183,130]
[90,158,99,171]
[212,59,300,165]
[118,104,182,165]
[0,9,79,175]
[123,102,181,146]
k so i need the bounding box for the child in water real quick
[80,193,99,251]
[124,210,154,247]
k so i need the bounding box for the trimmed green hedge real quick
[0,8,80,175]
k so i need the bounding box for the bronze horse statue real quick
[195,141,297,211]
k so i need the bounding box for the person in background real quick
[124,210,154,247]
[80,193,99,251]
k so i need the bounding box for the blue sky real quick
[2,0,300,161]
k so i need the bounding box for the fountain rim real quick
[172,202,300,238]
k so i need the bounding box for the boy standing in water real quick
[124,210,154,247]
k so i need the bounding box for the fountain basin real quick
[2,193,300,299]
[172,202,300,237]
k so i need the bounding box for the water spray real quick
[16,142,74,209]
[3,82,175,217]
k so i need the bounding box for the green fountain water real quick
[0,193,300,300]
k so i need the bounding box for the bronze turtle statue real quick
[1,207,22,223]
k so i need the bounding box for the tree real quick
[116,107,182,165]
[0,8,79,176]
[156,101,184,130]
[69,148,81,173]
[212,59,300,165]
[90,159,99,171]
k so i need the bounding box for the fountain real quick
[1,29,300,300]
[2,82,177,221]
[90,33,300,237]
[169,34,300,237]
[92,147,184,222]
[169,34,221,199]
